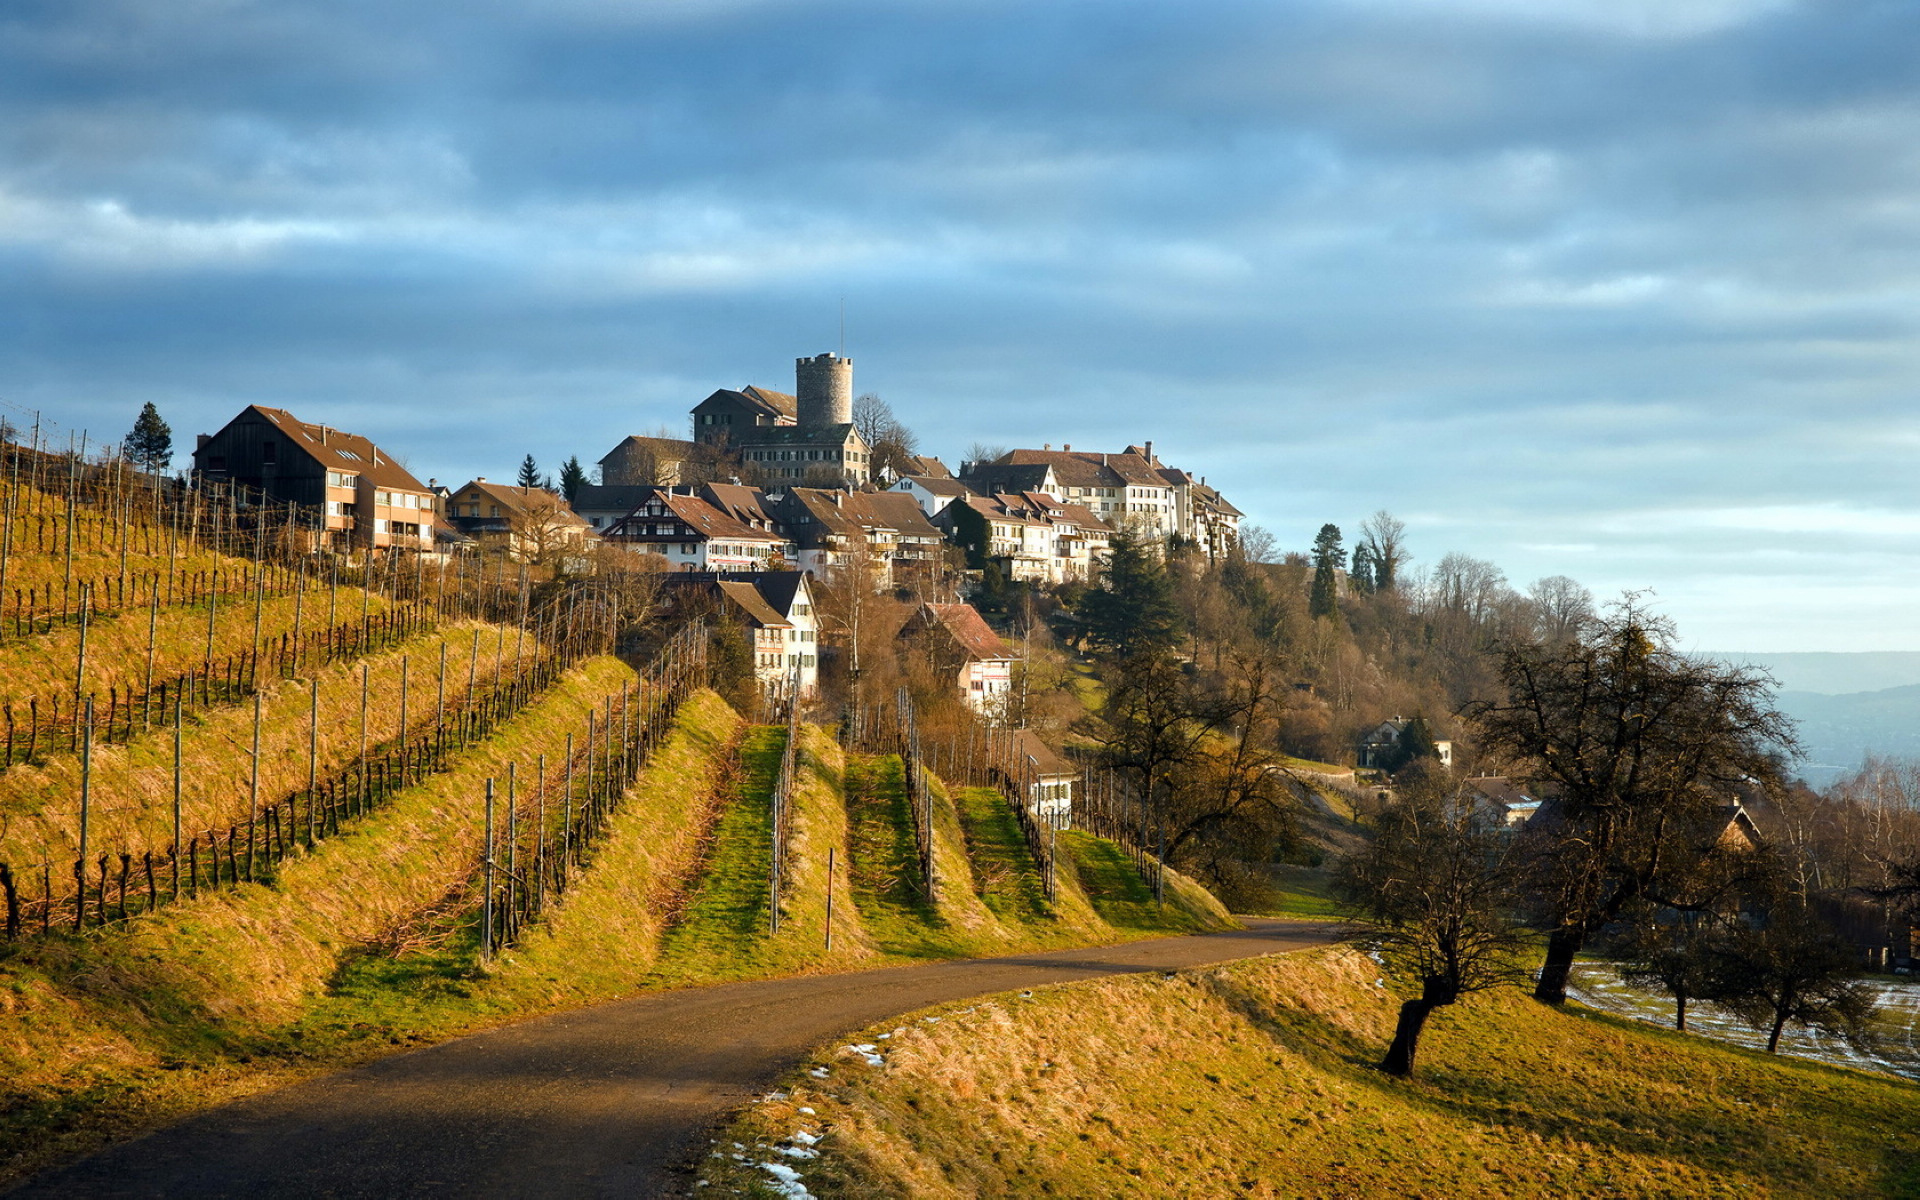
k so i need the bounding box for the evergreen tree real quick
[1350,543,1378,595]
[559,455,588,501]
[1309,522,1343,619]
[1076,528,1182,661]
[124,402,173,474]
[517,454,541,489]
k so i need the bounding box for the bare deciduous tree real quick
[852,393,920,479]
[1473,597,1798,1004]
[1336,765,1528,1076]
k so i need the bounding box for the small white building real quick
[663,571,820,699]
[898,601,1015,713]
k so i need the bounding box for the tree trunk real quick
[1534,928,1582,1004]
[1379,977,1457,1078]
[1768,1010,1789,1053]
[1380,999,1435,1077]
[1675,992,1688,1032]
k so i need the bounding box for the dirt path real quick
[9,918,1341,1199]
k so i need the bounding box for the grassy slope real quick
[0,707,1239,1185]
[0,584,390,705]
[0,620,524,863]
[650,724,878,987]
[705,946,1920,1199]
[0,656,637,1180]
[484,689,745,1007]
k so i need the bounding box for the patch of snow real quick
[843,1044,885,1067]
[791,1130,821,1145]
[798,1107,816,1115]
[757,1160,814,1199]
[777,1146,819,1160]
[809,1067,830,1078]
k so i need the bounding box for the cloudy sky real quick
[2,0,1917,651]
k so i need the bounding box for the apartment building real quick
[191,405,438,552]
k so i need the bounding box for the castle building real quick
[690,385,796,446]
[731,354,873,487]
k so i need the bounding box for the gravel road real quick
[10,918,1341,1199]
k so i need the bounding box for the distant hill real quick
[1770,684,1920,788]
[1708,651,1920,695]
[1701,653,1920,788]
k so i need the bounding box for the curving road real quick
[10,918,1341,1199]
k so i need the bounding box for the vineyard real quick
[0,421,1235,1190]
[0,431,662,943]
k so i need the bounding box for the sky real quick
[2,0,1918,652]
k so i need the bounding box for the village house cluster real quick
[185,351,1242,715]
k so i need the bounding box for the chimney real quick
[320,426,329,444]
[1062,443,1071,451]
[477,476,486,482]
[1044,443,1051,451]
[1144,440,1154,463]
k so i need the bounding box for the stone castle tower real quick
[795,352,853,429]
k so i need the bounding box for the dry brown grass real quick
[31,655,638,1030]
[0,620,531,865]
[0,581,390,706]
[707,946,1920,1198]
[488,690,747,1004]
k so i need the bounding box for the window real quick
[262,441,277,464]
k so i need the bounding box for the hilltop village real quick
[187,352,1243,708]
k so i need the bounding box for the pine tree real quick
[559,455,588,501]
[1309,522,1343,618]
[1076,529,1183,661]
[517,454,541,489]
[125,402,173,474]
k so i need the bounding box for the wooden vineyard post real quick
[467,628,481,717]
[398,655,410,782]
[358,662,370,812]
[481,778,496,962]
[62,433,80,590]
[307,677,320,847]
[76,697,92,930]
[72,584,90,745]
[437,641,448,759]
[247,689,262,882]
[562,733,575,888]
[825,846,835,952]
[292,563,304,674]
[505,762,517,942]
[143,583,159,731]
[531,753,547,911]
[172,693,183,900]
[204,569,218,676]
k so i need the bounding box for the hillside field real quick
[703,945,1920,1198]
